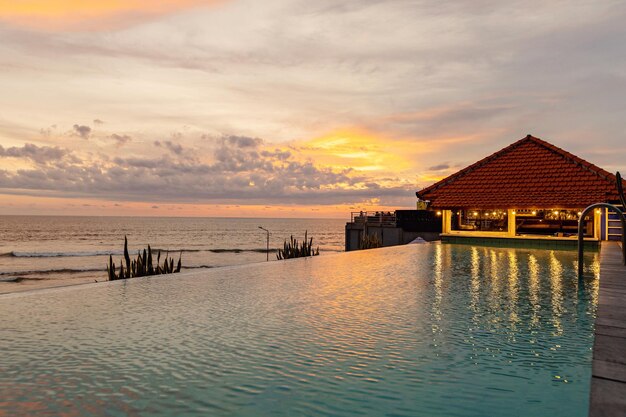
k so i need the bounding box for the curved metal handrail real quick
[577,203,626,278]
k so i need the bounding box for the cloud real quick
[0,143,71,164]
[428,163,450,171]
[154,140,183,154]
[1,0,625,214]
[110,134,132,146]
[163,140,183,154]
[0,134,413,206]
[72,124,91,139]
[93,119,104,125]
[226,135,263,148]
[39,125,57,137]
[0,0,226,31]
[261,149,291,161]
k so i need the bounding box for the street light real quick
[258,226,270,261]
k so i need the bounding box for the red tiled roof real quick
[416,135,625,209]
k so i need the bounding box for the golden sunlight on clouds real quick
[287,127,467,191]
[0,158,33,172]
[293,129,413,174]
[0,0,222,30]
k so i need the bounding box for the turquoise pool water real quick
[0,244,599,417]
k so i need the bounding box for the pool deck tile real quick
[589,242,626,417]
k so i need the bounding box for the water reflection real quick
[470,247,480,316]
[488,249,502,315]
[507,251,520,329]
[548,251,564,335]
[432,244,444,338]
[0,244,600,417]
[527,254,540,328]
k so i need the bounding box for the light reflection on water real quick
[0,244,599,417]
[549,252,565,335]
[528,254,541,328]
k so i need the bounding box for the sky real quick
[0,0,625,218]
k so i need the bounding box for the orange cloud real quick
[290,128,414,174]
[280,125,511,196]
[0,0,223,31]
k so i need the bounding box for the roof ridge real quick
[524,135,615,182]
[417,135,533,197]
[417,134,623,200]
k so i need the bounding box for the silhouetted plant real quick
[276,230,320,260]
[107,236,181,281]
[358,233,382,250]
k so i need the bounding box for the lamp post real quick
[258,226,270,261]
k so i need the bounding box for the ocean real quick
[0,216,345,293]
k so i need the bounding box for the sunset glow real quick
[295,129,414,172]
[0,0,221,30]
[1,1,625,217]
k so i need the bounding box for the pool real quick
[0,243,599,417]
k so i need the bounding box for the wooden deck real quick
[589,242,626,416]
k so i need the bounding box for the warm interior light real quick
[553,210,559,215]
[512,210,516,214]
[492,211,496,215]
[436,211,442,216]
[595,209,601,214]
[473,212,478,216]
[532,211,537,215]
[577,211,582,216]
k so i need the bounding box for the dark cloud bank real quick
[0,137,413,206]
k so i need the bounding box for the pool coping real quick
[589,241,626,416]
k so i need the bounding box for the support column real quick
[594,208,602,240]
[442,210,452,233]
[507,209,516,237]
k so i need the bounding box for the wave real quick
[1,248,279,258]
[209,248,277,253]
[156,248,341,254]
[151,248,278,254]
[3,250,124,258]
[0,246,342,259]
[0,277,39,283]
[0,267,104,277]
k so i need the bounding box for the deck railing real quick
[578,172,626,278]
[350,211,397,226]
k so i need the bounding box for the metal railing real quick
[578,172,626,278]
[350,211,396,226]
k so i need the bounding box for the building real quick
[416,135,625,248]
[344,210,441,251]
